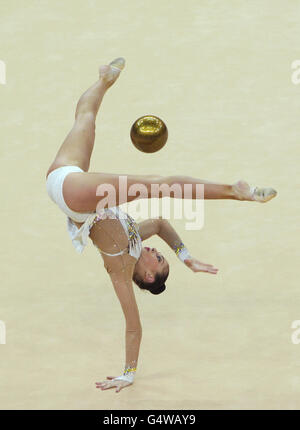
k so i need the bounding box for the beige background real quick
[1,0,300,410]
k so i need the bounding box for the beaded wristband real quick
[173,242,192,263]
[114,367,136,384]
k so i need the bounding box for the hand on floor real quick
[96,376,133,393]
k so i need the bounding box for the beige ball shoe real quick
[99,57,126,84]
[234,180,277,202]
[250,185,277,203]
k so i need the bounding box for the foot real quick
[232,180,277,203]
[99,57,125,88]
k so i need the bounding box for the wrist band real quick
[173,242,191,262]
[114,366,136,384]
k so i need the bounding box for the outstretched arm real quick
[96,269,142,393]
[138,218,218,274]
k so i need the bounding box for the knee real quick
[144,175,166,196]
[75,111,96,130]
[146,175,165,184]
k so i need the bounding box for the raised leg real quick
[46,58,125,178]
[46,80,108,177]
[63,171,277,214]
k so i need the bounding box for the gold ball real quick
[130,115,168,153]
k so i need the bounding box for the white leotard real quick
[67,206,142,260]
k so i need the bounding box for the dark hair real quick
[133,267,169,295]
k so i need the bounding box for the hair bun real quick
[149,283,166,295]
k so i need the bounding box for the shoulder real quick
[102,253,136,276]
[137,218,162,241]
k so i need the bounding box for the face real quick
[135,246,169,284]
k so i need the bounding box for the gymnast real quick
[46,58,277,392]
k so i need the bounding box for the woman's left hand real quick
[95,376,132,393]
[184,257,218,274]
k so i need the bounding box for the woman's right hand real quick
[95,376,133,393]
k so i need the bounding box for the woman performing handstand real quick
[46,58,277,393]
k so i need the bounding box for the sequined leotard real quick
[67,206,142,261]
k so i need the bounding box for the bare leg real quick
[63,171,276,214]
[46,80,108,177]
[162,176,276,201]
[165,175,235,199]
[46,59,125,178]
